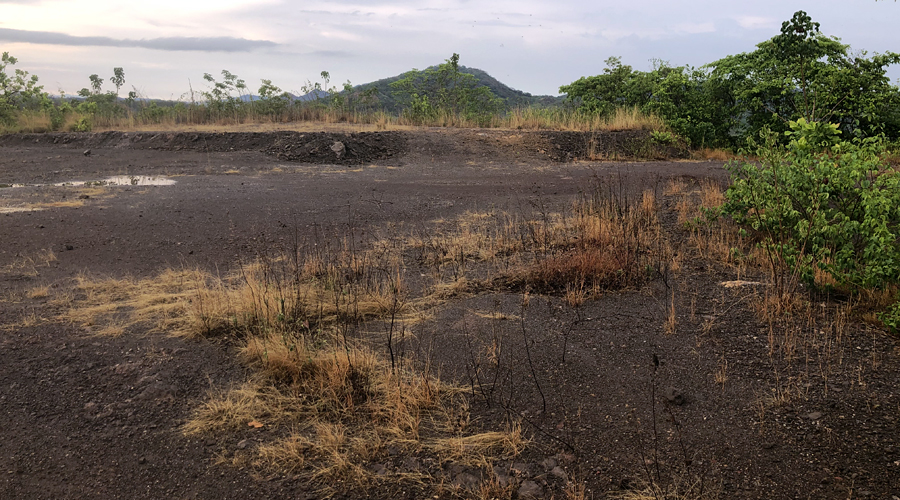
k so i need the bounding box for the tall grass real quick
[1,103,666,134]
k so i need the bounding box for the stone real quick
[550,466,568,482]
[452,472,480,491]
[665,387,685,405]
[518,480,544,499]
[806,411,823,421]
[331,141,346,158]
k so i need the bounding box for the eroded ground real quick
[0,129,897,499]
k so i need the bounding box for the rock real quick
[452,472,480,491]
[83,149,91,156]
[331,141,346,158]
[495,473,513,489]
[541,457,557,471]
[665,387,685,405]
[806,411,823,421]
[511,462,534,476]
[550,466,568,481]
[236,439,250,450]
[400,457,420,472]
[518,480,544,499]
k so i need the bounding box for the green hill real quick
[351,66,563,113]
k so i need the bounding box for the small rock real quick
[518,480,543,499]
[83,149,91,156]
[550,466,568,481]
[452,472,480,491]
[331,141,346,158]
[806,411,823,421]
[236,439,250,450]
[400,457,420,472]
[511,462,532,476]
[541,457,557,471]
[665,387,685,405]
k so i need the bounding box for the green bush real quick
[723,121,900,291]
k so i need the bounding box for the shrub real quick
[723,122,900,292]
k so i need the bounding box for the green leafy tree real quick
[202,70,248,118]
[110,67,125,97]
[391,53,504,125]
[708,10,900,141]
[0,52,45,125]
[560,58,733,147]
[256,79,291,116]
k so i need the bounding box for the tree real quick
[560,58,734,147]
[708,10,900,141]
[0,52,45,125]
[391,53,504,125]
[110,67,125,97]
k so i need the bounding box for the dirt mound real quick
[0,131,409,166]
[0,128,688,165]
[540,130,689,161]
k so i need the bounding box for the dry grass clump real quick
[524,189,664,294]
[613,477,720,500]
[62,269,210,336]
[0,248,57,278]
[411,186,668,299]
[187,327,525,492]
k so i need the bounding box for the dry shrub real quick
[522,187,663,294]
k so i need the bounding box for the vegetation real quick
[0,11,897,149]
[560,11,900,148]
[722,118,900,329]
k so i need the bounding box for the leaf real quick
[248,420,264,428]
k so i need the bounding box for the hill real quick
[350,66,564,113]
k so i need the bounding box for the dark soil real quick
[0,128,897,499]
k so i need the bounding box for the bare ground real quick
[0,129,897,499]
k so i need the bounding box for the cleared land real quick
[0,129,897,499]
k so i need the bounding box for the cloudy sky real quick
[1,0,897,99]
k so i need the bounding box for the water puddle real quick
[1,175,176,188]
[0,207,44,214]
[58,175,177,187]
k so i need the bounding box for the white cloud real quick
[3,0,899,97]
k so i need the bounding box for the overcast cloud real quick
[1,0,897,99]
[0,28,278,52]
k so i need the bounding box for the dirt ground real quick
[0,129,897,499]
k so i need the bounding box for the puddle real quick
[1,175,176,188]
[58,175,177,187]
[0,207,44,214]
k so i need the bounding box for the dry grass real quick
[613,477,720,500]
[7,104,665,135]
[62,269,209,336]
[1,249,57,278]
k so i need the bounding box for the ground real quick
[0,129,898,499]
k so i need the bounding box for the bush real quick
[723,122,900,292]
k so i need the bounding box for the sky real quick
[1,0,898,99]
